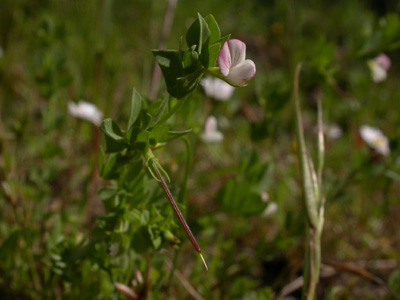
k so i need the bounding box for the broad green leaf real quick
[128,88,142,130]
[152,49,184,98]
[100,119,127,153]
[214,34,231,46]
[205,15,220,45]
[100,118,124,142]
[186,13,210,55]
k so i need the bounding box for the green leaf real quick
[214,34,230,47]
[167,128,192,141]
[149,95,169,128]
[152,50,184,98]
[100,119,127,153]
[100,153,118,179]
[205,15,220,45]
[202,42,221,68]
[186,13,210,55]
[216,180,267,216]
[100,118,124,142]
[175,69,203,99]
[149,125,172,144]
[128,88,142,130]
[134,130,150,151]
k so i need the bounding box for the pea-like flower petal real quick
[218,39,256,87]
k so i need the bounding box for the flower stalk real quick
[293,64,326,300]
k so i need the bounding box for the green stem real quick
[144,149,208,270]
[157,95,187,125]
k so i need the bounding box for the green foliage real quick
[217,151,270,216]
[153,13,227,99]
[1,2,400,300]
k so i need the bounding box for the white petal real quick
[201,77,234,101]
[68,101,103,126]
[214,79,235,101]
[226,39,246,67]
[225,59,256,87]
[360,125,390,156]
[218,42,232,77]
[201,131,224,143]
[262,202,278,217]
[204,116,218,132]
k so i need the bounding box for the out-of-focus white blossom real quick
[68,101,103,126]
[261,192,277,217]
[261,192,269,202]
[114,282,138,300]
[201,116,223,143]
[200,77,235,101]
[368,53,391,83]
[359,125,390,156]
[326,124,343,140]
[218,39,256,87]
[263,202,278,217]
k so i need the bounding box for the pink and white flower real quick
[368,53,391,83]
[68,100,103,126]
[217,39,256,87]
[201,116,223,143]
[200,77,235,101]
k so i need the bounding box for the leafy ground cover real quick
[0,0,400,299]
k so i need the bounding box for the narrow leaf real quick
[149,95,169,128]
[128,88,142,131]
[205,14,220,45]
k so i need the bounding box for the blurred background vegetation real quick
[1,0,400,299]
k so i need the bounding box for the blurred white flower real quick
[218,39,256,87]
[326,124,342,139]
[359,125,390,156]
[114,282,138,299]
[68,101,103,126]
[200,77,235,101]
[263,202,278,217]
[261,192,277,217]
[261,192,269,202]
[201,116,223,143]
[368,53,391,83]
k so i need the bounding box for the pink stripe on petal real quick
[218,42,231,76]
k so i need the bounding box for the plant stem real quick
[294,63,324,300]
[145,152,208,270]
